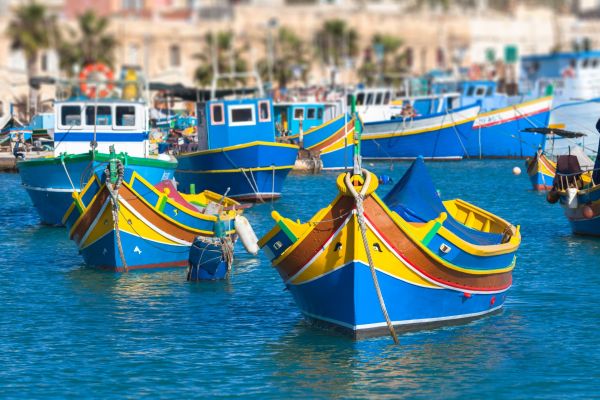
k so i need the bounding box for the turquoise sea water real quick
[1,160,598,399]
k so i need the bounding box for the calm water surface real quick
[0,160,598,399]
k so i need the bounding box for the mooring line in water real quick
[344,171,399,345]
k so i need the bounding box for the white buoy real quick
[235,215,259,255]
[512,166,521,176]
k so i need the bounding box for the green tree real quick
[259,27,308,89]
[7,1,58,116]
[194,31,248,88]
[57,10,117,75]
[314,19,358,69]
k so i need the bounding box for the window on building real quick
[405,47,413,68]
[169,45,181,67]
[211,103,224,125]
[116,106,136,126]
[294,108,304,120]
[307,108,316,119]
[229,105,255,126]
[41,53,48,72]
[258,101,271,122]
[128,44,139,66]
[61,106,81,126]
[86,106,112,126]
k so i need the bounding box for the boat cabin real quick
[196,98,276,151]
[431,80,504,111]
[273,102,341,136]
[520,51,600,99]
[53,100,149,157]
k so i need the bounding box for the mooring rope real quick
[344,170,398,344]
[105,160,128,273]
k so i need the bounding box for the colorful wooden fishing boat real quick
[17,70,177,226]
[360,103,480,160]
[187,236,234,280]
[259,157,520,337]
[547,135,600,236]
[175,98,298,202]
[63,153,240,272]
[526,149,556,191]
[274,102,355,170]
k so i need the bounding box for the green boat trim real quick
[17,150,177,169]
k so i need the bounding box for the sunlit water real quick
[0,160,598,398]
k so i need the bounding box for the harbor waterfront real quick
[1,160,597,398]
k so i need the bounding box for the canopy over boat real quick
[383,157,504,246]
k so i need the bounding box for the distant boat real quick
[520,51,600,156]
[63,153,241,272]
[274,102,355,170]
[526,150,556,191]
[360,103,480,160]
[175,98,298,202]
[546,124,600,235]
[259,157,520,337]
[17,66,177,226]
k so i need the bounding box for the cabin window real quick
[210,103,224,125]
[466,86,475,96]
[307,108,316,119]
[61,105,81,126]
[116,106,136,126]
[383,92,391,104]
[293,108,304,120]
[582,59,589,68]
[85,106,112,126]
[258,100,271,122]
[356,93,365,105]
[486,86,494,96]
[375,93,383,105]
[228,104,256,126]
[366,93,373,105]
[475,87,486,96]
[317,108,323,119]
[592,59,599,68]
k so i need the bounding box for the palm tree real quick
[57,10,117,75]
[259,27,308,89]
[194,31,248,88]
[314,19,358,69]
[6,1,58,117]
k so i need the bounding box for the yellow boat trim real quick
[175,165,295,174]
[176,141,298,158]
[290,213,438,288]
[307,121,354,151]
[320,131,355,154]
[363,116,476,140]
[475,96,552,119]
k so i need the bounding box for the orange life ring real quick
[79,63,115,99]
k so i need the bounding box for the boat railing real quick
[554,167,600,191]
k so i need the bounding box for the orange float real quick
[79,63,115,99]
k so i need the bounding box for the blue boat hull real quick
[81,229,190,272]
[320,142,354,170]
[175,142,298,201]
[529,170,554,191]
[288,261,507,337]
[361,123,471,160]
[18,154,175,226]
[187,238,231,280]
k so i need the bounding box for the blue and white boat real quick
[360,103,480,160]
[432,80,552,158]
[274,102,354,170]
[520,51,600,155]
[18,74,177,226]
[175,98,298,202]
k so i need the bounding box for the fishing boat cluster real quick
[4,50,600,340]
